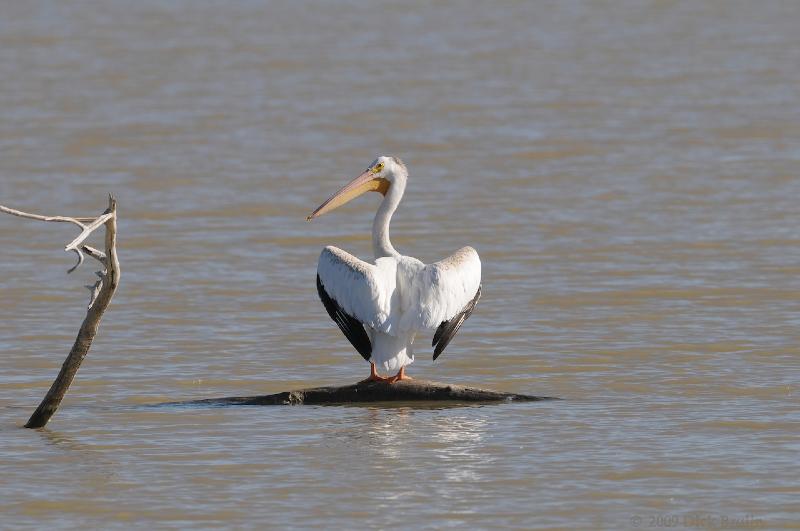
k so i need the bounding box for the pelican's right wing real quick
[399,246,481,360]
[317,246,398,345]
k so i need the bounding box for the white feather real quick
[312,155,482,372]
[317,245,481,370]
[400,246,481,332]
[317,246,398,334]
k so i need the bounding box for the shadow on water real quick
[35,428,119,477]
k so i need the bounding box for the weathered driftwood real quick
[181,379,557,407]
[1,196,121,428]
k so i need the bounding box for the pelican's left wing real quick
[317,246,398,338]
[401,246,482,359]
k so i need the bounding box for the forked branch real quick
[0,195,121,428]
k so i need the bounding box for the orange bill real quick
[307,170,389,220]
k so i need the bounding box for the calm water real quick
[1,1,799,529]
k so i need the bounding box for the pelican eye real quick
[372,163,384,173]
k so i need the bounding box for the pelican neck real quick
[372,177,405,259]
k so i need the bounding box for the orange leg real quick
[387,366,413,384]
[361,362,390,383]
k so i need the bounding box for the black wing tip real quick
[316,275,372,361]
[433,345,444,360]
[432,321,446,347]
[431,284,482,361]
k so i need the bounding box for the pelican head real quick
[307,156,407,220]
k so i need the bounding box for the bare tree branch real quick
[81,245,107,266]
[64,212,114,252]
[0,204,113,276]
[1,195,121,428]
[0,205,89,228]
[66,249,84,274]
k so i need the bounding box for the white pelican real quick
[307,156,481,383]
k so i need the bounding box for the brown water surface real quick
[1,1,798,528]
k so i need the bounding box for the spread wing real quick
[316,275,372,360]
[432,285,481,360]
[399,246,482,359]
[316,246,398,338]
